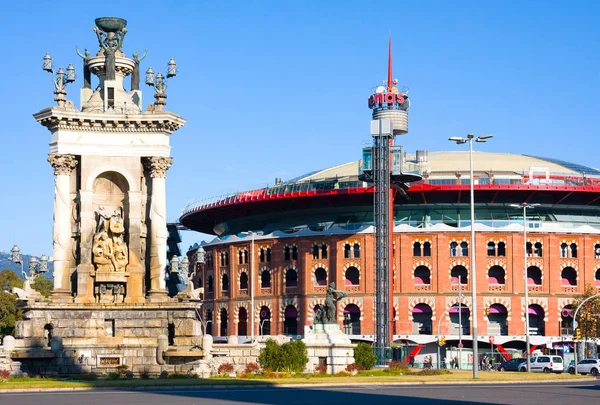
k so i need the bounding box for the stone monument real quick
[6,17,204,377]
[303,283,356,374]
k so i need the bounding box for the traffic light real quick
[439,336,446,346]
[575,328,582,341]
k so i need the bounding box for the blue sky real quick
[1,0,599,256]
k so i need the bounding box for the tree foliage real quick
[353,342,378,370]
[258,339,308,372]
[573,284,600,339]
[31,275,53,297]
[0,269,24,291]
[0,272,21,337]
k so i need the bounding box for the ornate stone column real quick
[144,156,172,301]
[48,154,78,302]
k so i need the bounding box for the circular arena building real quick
[180,150,600,364]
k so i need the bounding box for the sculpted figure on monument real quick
[92,206,129,273]
[315,282,348,325]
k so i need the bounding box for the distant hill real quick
[0,249,54,280]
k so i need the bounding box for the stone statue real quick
[92,206,129,273]
[76,46,91,89]
[315,282,348,324]
[131,50,147,91]
[93,26,127,81]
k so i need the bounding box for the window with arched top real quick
[321,244,328,259]
[526,242,533,257]
[423,242,432,257]
[413,242,422,257]
[487,241,496,257]
[239,272,248,290]
[314,267,327,286]
[261,270,271,288]
[487,304,508,336]
[528,304,545,336]
[488,266,505,285]
[208,275,214,293]
[460,242,469,257]
[284,305,298,335]
[220,308,228,336]
[243,250,249,264]
[497,242,506,257]
[312,245,319,260]
[344,243,351,259]
[285,268,298,288]
[560,243,568,258]
[595,269,600,287]
[561,267,577,286]
[595,244,600,259]
[353,243,360,258]
[292,245,298,260]
[534,242,543,257]
[412,304,432,335]
[259,306,271,336]
[238,250,244,265]
[527,266,542,286]
[343,304,361,335]
[451,265,468,285]
[570,243,577,258]
[259,248,265,263]
[238,307,248,336]
[450,242,459,257]
[221,274,229,292]
[345,266,360,286]
[414,266,431,285]
[284,246,291,261]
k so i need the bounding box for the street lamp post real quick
[448,133,493,378]
[9,244,49,283]
[510,203,539,372]
[572,292,600,374]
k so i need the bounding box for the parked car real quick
[497,358,527,371]
[567,359,600,376]
[519,356,563,373]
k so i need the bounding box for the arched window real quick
[314,267,327,286]
[260,248,266,263]
[284,246,291,261]
[353,243,360,258]
[570,243,578,258]
[534,242,543,257]
[239,272,248,290]
[284,305,298,335]
[528,304,545,336]
[285,268,298,288]
[261,270,271,288]
[487,241,496,257]
[238,250,244,265]
[244,250,249,264]
[220,308,228,336]
[561,267,577,286]
[497,242,506,257]
[205,310,213,335]
[221,274,229,292]
[487,304,508,336]
[488,266,505,285]
[259,306,271,335]
[266,248,271,262]
[343,304,361,335]
[413,266,431,285]
[449,304,470,335]
[595,244,600,259]
[345,267,360,286]
[560,243,568,258]
[238,307,248,336]
[450,242,459,257]
[292,245,298,260]
[526,242,533,257]
[321,244,328,259]
[451,265,468,285]
[413,242,422,257]
[460,241,469,257]
[312,244,319,259]
[596,269,600,287]
[560,305,574,335]
[344,243,351,259]
[208,275,214,293]
[423,242,432,257]
[527,266,542,286]
[412,304,432,335]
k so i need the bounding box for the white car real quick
[567,359,600,376]
[518,356,563,373]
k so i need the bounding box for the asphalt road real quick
[1,381,599,405]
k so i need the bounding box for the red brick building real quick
[181,151,600,360]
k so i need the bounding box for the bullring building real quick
[180,150,600,361]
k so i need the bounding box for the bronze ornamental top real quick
[94,17,127,33]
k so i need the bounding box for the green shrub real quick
[259,339,284,371]
[353,342,377,370]
[259,339,308,373]
[416,368,448,376]
[388,360,409,372]
[106,372,120,380]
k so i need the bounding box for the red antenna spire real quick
[387,35,393,92]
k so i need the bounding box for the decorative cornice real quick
[143,156,173,178]
[48,154,78,175]
[33,108,186,134]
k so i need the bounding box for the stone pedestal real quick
[303,324,356,374]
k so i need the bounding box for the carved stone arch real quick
[557,297,575,318]
[283,265,299,284]
[413,237,431,244]
[338,297,364,321]
[560,238,578,246]
[279,298,300,321]
[561,261,579,271]
[449,259,469,271]
[233,302,248,323]
[487,260,506,270]
[483,296,512,321]
[85,165,136,192]
[307,298,325,322]
[282,242,298,253]
[413,260,430,270]
[521,297,549,322]
[407,296,436,321]
[215,302,228,325]
[343,261,360,271]
[448,237,469,244]
[259,265,272,277]
[255,300,273,320]
[527,258,544,271]
[342,239,361,247]
[445,295,472,311]
[311,263,328,284]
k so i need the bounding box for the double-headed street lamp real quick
[9,244,49,282]
[448,133,493,378]
[510,202,539,372]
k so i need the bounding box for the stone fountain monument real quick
[5,17,204,377]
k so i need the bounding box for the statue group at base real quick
[302,282,356,374]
